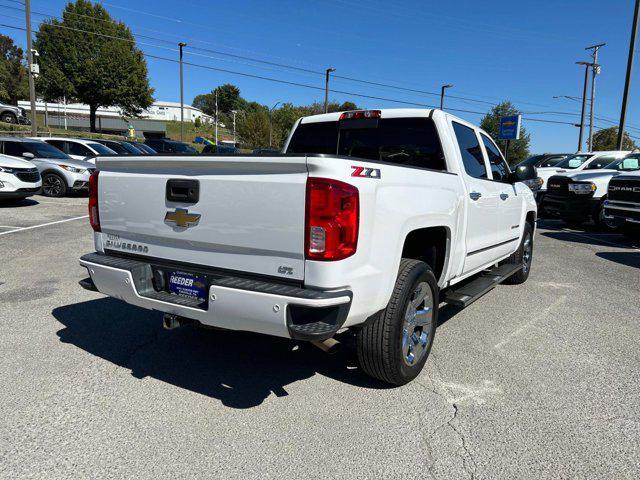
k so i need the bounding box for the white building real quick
[18,99,214,124]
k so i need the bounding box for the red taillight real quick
[339,110,381,120]
[88,170,100,232]
[305,177,359,261]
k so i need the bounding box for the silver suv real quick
[0,137,94,197]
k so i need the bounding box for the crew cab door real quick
[479,133,522,258]
[451,122,501,273]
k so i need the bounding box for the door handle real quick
[500,193,509,201]
[469,192,482,201]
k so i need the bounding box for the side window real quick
[66,142,91,157]
[452,122,488,179]
[481,134,510,182]
[3,141,27,157]
[46,140,66,153]
[584,155,617,170]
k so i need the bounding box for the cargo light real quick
[339,110,381,121]
[305,177,359,261]
[88,170,100,232]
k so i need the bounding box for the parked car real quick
[123,141,157,154]
[144,138,198,154]
[36,137,116,163]
[0,102,30,125]
[0,137,94,197]
[543,153,640,227]
[92,139,144,155]
[79,108,537,386]
[201,144,238,154]
[518,153,570,169]
[0,153,41,201]
[603,154,640,239]
[252,148,282,155]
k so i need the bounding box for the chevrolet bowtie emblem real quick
[164,208,201,228]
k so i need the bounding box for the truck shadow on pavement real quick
[52,298,388,409]
[595,251,640,268]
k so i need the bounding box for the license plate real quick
[168,271,207,301]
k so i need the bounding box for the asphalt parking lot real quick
[1,196,639,479]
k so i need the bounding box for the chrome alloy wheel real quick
[401,282,434,366]
[43,174,64,197]
[522,234,533,274]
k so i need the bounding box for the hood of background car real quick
[562,169,619,182]
[0,154,36,169]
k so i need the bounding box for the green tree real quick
[34,0,154,131]
[591,126,637,151]
[193,84,244,116]
[480,101,530,165]
[237,107,270,148]
[0,34,29,105]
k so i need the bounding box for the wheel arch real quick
[400,226,451,285]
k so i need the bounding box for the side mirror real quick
[510,164,537,183]
[22,152,35,159]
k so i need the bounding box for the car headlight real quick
[568,182,596,194]
[60,165,87,174]
[523,177,544,191]
[0,166,15,173]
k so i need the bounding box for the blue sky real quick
[2,0,640,152]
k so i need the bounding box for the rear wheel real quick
[42,173,67,197]
[596,199,617,231]
[1,112,17,124]
[356,259,438,386]
[502,222,533,285]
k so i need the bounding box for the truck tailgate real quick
[95,156,308,281]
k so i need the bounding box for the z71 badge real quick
[351,166,381,179]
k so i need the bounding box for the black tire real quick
[356,259,438,386]
[1,112,17,124]
[502,222,533,285]
[42,172,67,197]
[595,199,617,231]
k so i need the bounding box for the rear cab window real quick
[451,122,488,179]
[286,116,447,171]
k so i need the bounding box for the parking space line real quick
[0,225,21,229]
[0,215,89,236]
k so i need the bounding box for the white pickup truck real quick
[79,109,538,385]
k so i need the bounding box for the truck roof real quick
[299,108,439,124]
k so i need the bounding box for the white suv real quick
[0,153,41,201]
[36,137,116,163]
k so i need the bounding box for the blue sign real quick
[499,115,522,140]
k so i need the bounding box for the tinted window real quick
[3,141,28,157]
[24,141,69,159]
[518,155,543,167]
[584,155,618,170]
[481,134,510,182]
[89,143,117,155]
[288,118,446,170]
[287,121,339,155]
[539,156,565,168]
[115,142,142,154]
[101,141,129,154]
[67,141,91,157]
[169,141,197,153]
[46,140,66,152]
[452,122,487,179]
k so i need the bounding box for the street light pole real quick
[576,61,593,152]
[24,0,37,136]
[324,68,335,113]
[269,101,281,147]
[586,43,605,151]
[440,84,453,110]
[617,0,639,150]
[231,110,237,144]
[215,88,218,145]
[178,42,187,142]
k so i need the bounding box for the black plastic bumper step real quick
[79,277,97,292]
[444,263,522,308]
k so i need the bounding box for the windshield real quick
[287,117,446,170]
[555,154,593,169]
[24,141,70,159]
[606,155,640,171]
[518,155,543,167]
[117,142,143,154]
[134,142,156,154]
[88,143,117,155]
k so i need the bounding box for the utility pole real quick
[215,89,218,145]
[576,61,593,152]
[586,43,605,151]
[231,110,237,144]
[324,68,335,113]
[178,42,187,142]
[24,0,37,136]
[617,0,639,150]
[440,84,453,110]
[269,101,281,147]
